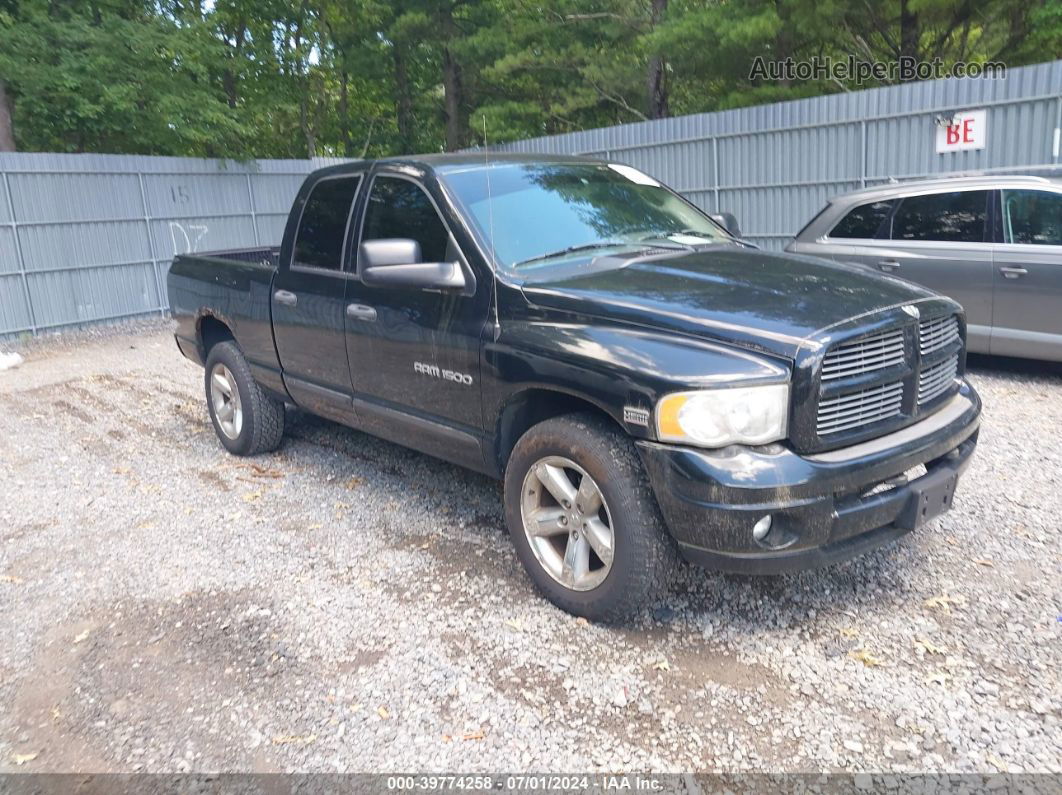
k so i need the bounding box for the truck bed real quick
[167,246,283,393]
[193,246,281,268]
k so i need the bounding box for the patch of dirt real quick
[197,470,231,493]
[8,618,118,771]
[172,400,208,431]
[76,435,114,458]
[28,591,306,772]
[4,520,52,542]
[665,646,786,697]
[493,662,570,713]
[50,399,95,425]
[337,648,387,674]
[65,384,117,415]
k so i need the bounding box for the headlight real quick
[655,384,789,448]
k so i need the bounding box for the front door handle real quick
[1000,266,1028,279]
[274,289,298,307]
[346,303,377,322]
[877,259,901,272]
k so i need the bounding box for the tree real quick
[646,0,670,119]
[0,79,15,151]
[0,0,1055,157]
[0,0,254,155]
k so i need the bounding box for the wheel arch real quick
[197,313,235,358]
[493,387,625,477]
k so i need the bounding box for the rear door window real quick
[1001,189,1062,245]
[292,176,362,271]
[830,200,895,239]
[360,176,451,264]
[891,190,988,243]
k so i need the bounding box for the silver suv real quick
[788,176,1062,361]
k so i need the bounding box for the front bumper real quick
[637,381,982,574]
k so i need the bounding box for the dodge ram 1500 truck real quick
[168,154,982,620]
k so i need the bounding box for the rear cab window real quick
[292,175,362,271]
[890,190,988,243]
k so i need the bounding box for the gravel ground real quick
[0,320,1059,775]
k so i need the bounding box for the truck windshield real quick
[439,162,728,271]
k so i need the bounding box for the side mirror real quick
[710,212,742,238]
[360,238,422,268]
[360,238,466,290]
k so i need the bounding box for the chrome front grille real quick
[817,381,904,435]
[918,355,958,405]
[810,311,963,445]
[821,327,905,381]
[920,314,959,355]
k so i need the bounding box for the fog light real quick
[752,514,773,542]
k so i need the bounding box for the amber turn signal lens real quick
[656,393,687,439]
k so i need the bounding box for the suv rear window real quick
[891,190,987,243]
[830,200,895,239]
[292,176,362,271]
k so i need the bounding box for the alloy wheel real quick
[520,456,615,591]
[209,363,243,440]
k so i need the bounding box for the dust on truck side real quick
[168,154,982,621]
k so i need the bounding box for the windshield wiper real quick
[512,240,634,268]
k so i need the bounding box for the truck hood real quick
[518,246,937,359]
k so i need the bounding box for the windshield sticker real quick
[607,164,660,187]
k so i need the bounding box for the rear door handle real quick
[274,289,298,307]
[999,266,1028,279]
[877,259,901,272]
[346,303,377,321]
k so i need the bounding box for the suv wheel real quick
[504,413,677,621]
[204,341,285,456]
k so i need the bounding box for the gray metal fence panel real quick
[0,153,349,336]
[0,227,18,273]
[498,61,1062,250]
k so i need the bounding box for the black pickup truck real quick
[168,154,982,620]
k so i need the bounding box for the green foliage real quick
[1,1,254,155]
[0,0,1056,157]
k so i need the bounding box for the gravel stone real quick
[0,323,1059,773]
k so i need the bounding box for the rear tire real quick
[503,412,678,622]
[204,341,285,456]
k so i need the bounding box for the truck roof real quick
[310,152,608,178]
[388,152,601,167]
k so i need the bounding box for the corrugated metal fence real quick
[0,153,347,337]
[498,60,1062,250]
[2,61,1060,337]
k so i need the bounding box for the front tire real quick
[204,341,285,456]
[504,413,678,622]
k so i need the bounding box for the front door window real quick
[360,176,452,265]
